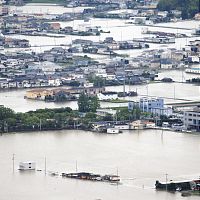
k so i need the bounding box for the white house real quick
[107,128,120,134]
[97,92,118,101]
[19,161,36,170]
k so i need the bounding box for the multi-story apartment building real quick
[183,107,200,131]
[139,97,172,116]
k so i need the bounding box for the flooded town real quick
[1,0,200,199]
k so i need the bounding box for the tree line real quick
[0,92,144,133]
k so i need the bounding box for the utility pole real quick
[39,119,42,131]
[123,64,126,97]
[12,153,15,173]
[165,173,168,191]
[44,157,47,176]
[75,160,78,172]
[173,86,176,100]
[146,85,149,112]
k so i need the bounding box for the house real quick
[62,26,73,33]
[97,91,118,101]
[19,161,36,170]
[187,56,199,63]
[143,121,156,128]
[0,78,8,88]
[114,124,130,130]
[74,59,89,66]
[16,39,30,48]
[4,37,14,47]
[22,80,32,88]
[50,23,61,31]
[150,60,160,69]
[42,53,55,62]
[171,51,184,61]
[160,59,174,69]
[171,10,182,18]
[8,81,17,88]
[157,11,168,18]
[0,5,8,16]
[130,120,144,130]
[0,64,6,72]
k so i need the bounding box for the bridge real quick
[166,101,200,108]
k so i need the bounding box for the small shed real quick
[19,161,36,170]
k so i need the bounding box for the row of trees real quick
[0,92,169,133]
[157,0,199,19]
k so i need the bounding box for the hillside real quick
[157,0,199,19]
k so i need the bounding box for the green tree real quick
[88,75,105,87]
[85,112,97,120]
[157,0,199,19]
[78,92,89,112]
[0,106,15,120]
[88,96,100,112]
[6,118,16,127]
[78,93,100,113]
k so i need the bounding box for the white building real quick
[48,78,61,86]
[114,124,130,130]
[139,97,172,116]
[19,161,36,170]
[183,107,200,131]
[97,92,118,101]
